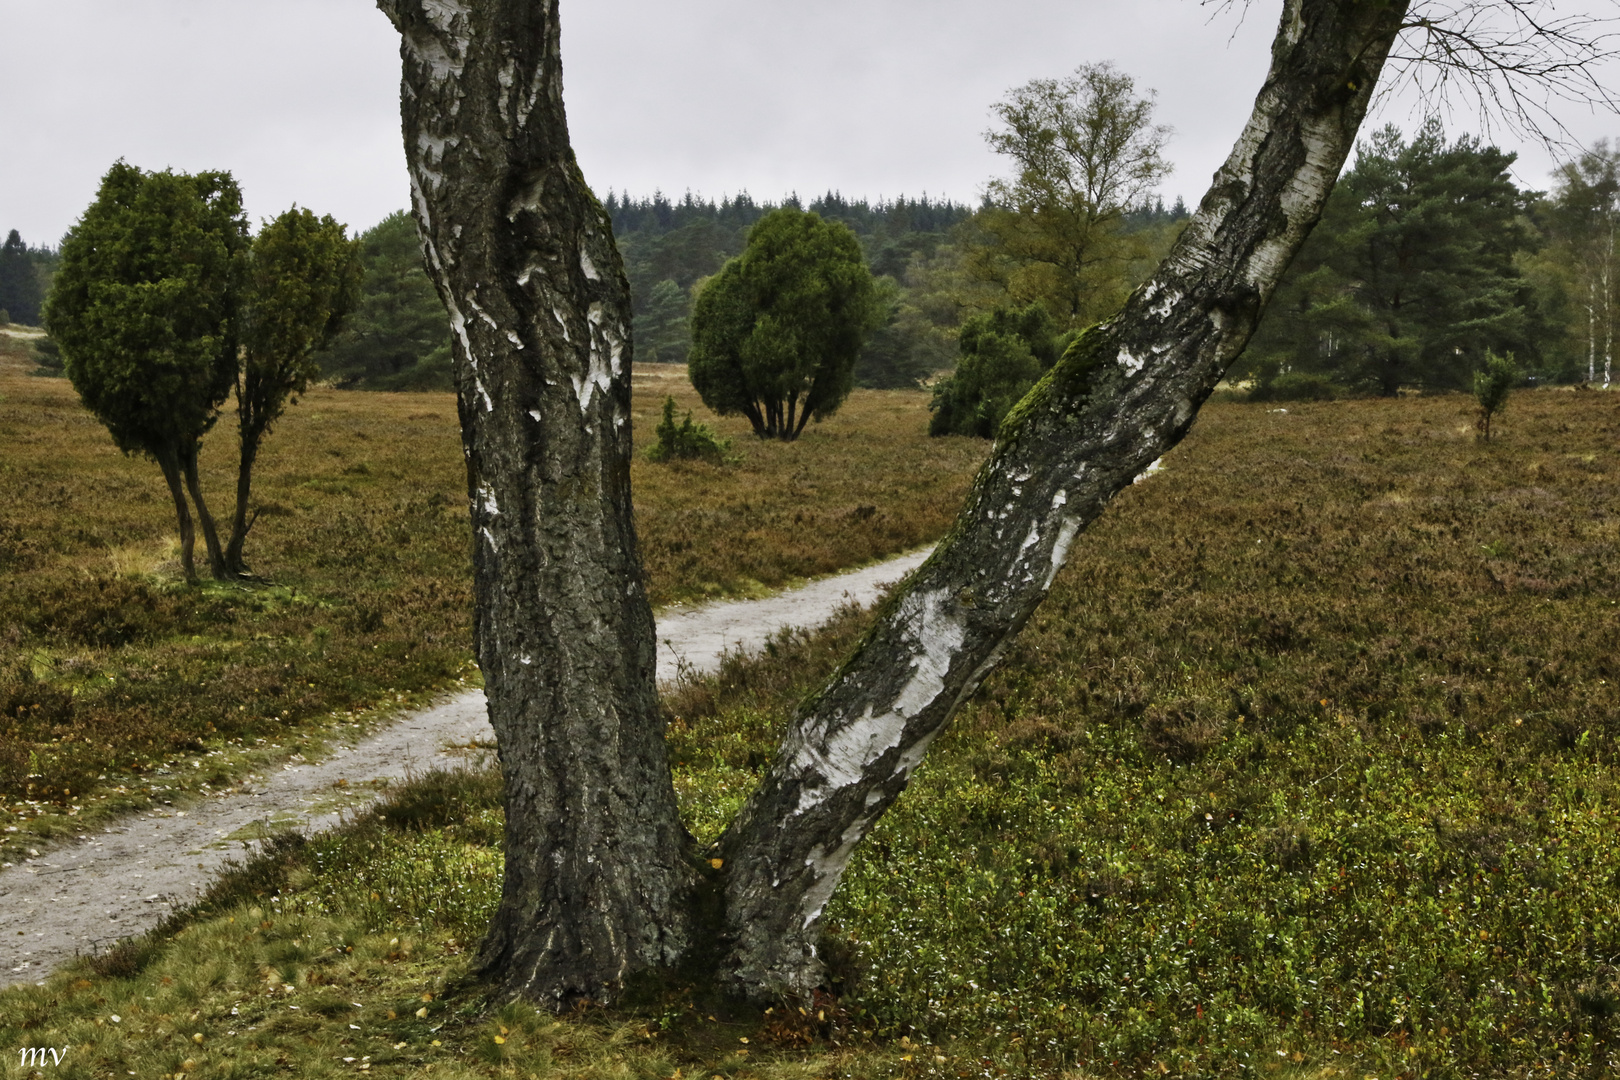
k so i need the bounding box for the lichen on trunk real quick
[377,0,1413,1005]
[378,0,696,1005]
[714,0,1412,995]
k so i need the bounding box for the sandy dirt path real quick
[0,546,931,988]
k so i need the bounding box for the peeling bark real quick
[377,0,695,1005]
[715,0,1411,996]
[381,0,1413,1004]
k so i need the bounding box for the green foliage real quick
[969,62,1174,329]
[0,228,45,326]
[851,275,954,389]
[45,162,247,460]
[30,335,65,377]
[1246,364,1343,403]
[928,303,1070,437]
[638,278,692,363]
[607,191,973,387]
[667,392,1620,1076]
[316,211,453,390]
[231,207,363,571]
[645,395,732,463]
[1473,350,1518,439]
[1241,119,1546,395]
[241,208,362,418]
[1537,141,1620,384]
[689,207,885,440]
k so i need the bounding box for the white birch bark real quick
[715,0,1413,996]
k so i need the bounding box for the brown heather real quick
[0,340,983,818]
[6,352,1620,1075]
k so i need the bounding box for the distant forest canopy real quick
[1237,124,1620,398]
[0,230,60,327]
[316,210,453,391]
[34,121,1613,403]
[606,189,977,386]
[307,189,1190,393]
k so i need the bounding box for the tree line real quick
[309,192,974,392]
[18,82,1618,436]
[0,230,57,328]
[1234,118,1613,399]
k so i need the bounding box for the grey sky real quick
[2,1,1616,247]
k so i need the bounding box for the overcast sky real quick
[3,1,1618,246]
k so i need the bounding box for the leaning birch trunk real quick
[375,0,696,1004]
[716,0,1412,996]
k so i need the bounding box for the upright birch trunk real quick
[376,0,695,1004]
[1603,223,1614,389]
[1588,283,1598,385]
[378,0,1410,1003]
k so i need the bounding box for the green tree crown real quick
[928,303,1072,438]
[1240,119,1546,395]
[45,162,248,456]
[688,207,884,440]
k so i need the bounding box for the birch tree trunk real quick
[715,0,1411,995]
[1603,224,1614,389]
[378,0,1411,1004]
[375,0,696,1005]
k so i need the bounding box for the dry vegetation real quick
[6,336,1620,1076]
[0,341,983,830]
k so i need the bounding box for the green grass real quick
[0,339,983,838]
[6,387,1620,1078]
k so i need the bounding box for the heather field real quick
[0,339,983,829]
[5,344,1620,1077]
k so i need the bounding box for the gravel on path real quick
[0,546,931,987]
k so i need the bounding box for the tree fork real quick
[377,0,696,1004]
[223,429,260,577]
[714,0,1411,996]
[156,446,198,585]
[180,443,230,580]
[380,0,1415,1005]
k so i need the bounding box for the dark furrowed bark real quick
[716,0,1412,997]
[227,369,275,576]
[224,424,261,576]
[377,0,695,1004]
[156,446,197,585]
[181,444,228,581]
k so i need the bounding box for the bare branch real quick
[1388,1,1620,148]
[1204,1,1620,152]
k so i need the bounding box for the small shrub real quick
[1473,348,1518,440]
[23,575,183,648]
[31,336,65,377]
[645,395,732,463]
[928,303,1072,438]
[1249,368,1342,402]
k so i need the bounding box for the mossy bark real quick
[379,0,1411,1003]
[715,0,1412,995]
